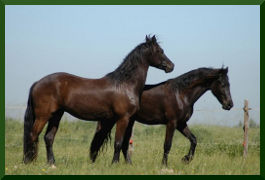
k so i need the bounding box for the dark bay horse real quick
[92,67,233,165]
[23,35,174,165]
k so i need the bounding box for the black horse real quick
[23,35,174,166]
[92,67,233,165]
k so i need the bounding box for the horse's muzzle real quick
[164,63,174,73]
[222,102,233,110]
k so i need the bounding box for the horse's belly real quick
[135,110,166,125]
[64,97,114,121]
[66,106,113,121]
[136,118,165,125]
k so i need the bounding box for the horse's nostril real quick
[227,103,233,110]
[171,63,175,70]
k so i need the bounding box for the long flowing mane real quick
[106,42,149,83]
[169,67,219,90]
[144,81,168,91]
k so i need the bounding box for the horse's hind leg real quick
[27,117,50,163]
[44,110,64,165]
[177,124,197,163]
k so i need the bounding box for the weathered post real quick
[243,100,250,158]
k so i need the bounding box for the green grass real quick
[5,118,260,175]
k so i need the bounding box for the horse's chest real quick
[113,91,139,116]
[127,94,138,106]
[174,103,193,121]
[123,89,139,107]
[182,108,193,122]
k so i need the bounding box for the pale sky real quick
[5,5,260,126]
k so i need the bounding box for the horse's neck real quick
[183,79,211,106]
[128,64,149,93]
[189,85,209,105]
[109,59,149,93]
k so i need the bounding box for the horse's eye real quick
[157,49,163,54]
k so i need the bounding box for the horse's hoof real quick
[181,155,192,164]
[91,156,97,163]
[112,159,119,164]
[126,159,132,165]
[90,152,98,162]
[23,157,34,164]
[50,164,57,169]
[162,160,168,166]
[160,168,174,174]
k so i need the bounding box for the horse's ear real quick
[151,35,157,43]
[219,67,228,75]
[223,67,228,74]
[145,35,151,42]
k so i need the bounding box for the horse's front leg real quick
[121,119,135,164]
[112,115,130,164]
[162,120,176,166]
[177,124,197,163]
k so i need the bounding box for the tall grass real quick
[5,118,260,175]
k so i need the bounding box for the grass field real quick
[5,118,260,175]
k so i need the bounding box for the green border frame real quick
[0,0,265,5]
[1,0,5,179]
[261,1,264,179]
[0,1,264,178]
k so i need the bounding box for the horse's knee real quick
[30,132,39,143]
[115,141,122,149]
[44,133,53,145]
[114,141,123,151]
[191,135,197,147]
[164,142,172,154]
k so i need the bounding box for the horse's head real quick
[144,35,174,73]
[210,67,233,110]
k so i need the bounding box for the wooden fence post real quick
[243,100,250,158]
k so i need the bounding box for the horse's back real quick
[32,72,84,99]
[135,84,170,124]
[30,72,111,119]
[30,72,142,121]
[32,72,109,95]
[36,72,88,84]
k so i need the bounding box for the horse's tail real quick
[23,82,37,164]
[90,121,114,162]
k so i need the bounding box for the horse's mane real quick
[143,81,168,91]
[169,67,220,90]
[106,42,150,83]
